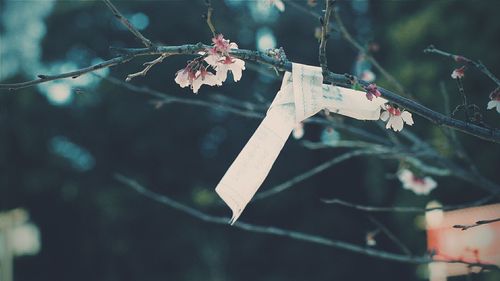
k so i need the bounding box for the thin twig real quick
[322,196,496,213]
[454,217,500,231]
[367,215,412,256]
[125,54,169,82]
[102,0,154,48]
[424,45,500,87]
[204,0,217,37]
[114,174,499,270]
[319,0,335,76]
[100,74,264,119]
[331,7,410,97]
[253,149,377,201]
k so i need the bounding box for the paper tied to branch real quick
[215,63,387,224]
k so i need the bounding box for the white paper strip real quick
[215,63,386,224]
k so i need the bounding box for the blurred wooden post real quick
[0,209,31,281]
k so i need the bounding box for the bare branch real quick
[125,54,169,82]
[114,174,499,270]
[454,217,500,231]
[331,6,410,98]
[204,0,217,37]
[253,149,377,201]
[0,56,132,90]
[367,215,412,256]
[322,196,496,213]
[319,0,335,75]
[100,74,263,119]
[102,0,154,48]
[424,45,500,87]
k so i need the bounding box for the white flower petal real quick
[215,64,229,83]
[398,169,413,183]
[204,54,221,67]
[391,116,404,131]
[380,111,389,121]
[191,78,202,94]
[229,59,245,82]
[273,0,285,11]
[401,111,414,126]
[174,70,190,88]
[229,42,239,49]
[385,117,393,129]
[487,100,497,109]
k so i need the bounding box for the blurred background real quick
[1,0,499,280]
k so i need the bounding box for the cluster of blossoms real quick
[380,104,414,132]
[397,169,437,195]
[487,87,500,113]
[175,34,245,94]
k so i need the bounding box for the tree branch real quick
[102,0,154,48]
[322,196,496,213]
[367,215,412,256]
[253,149,377,201]
[424,45,500,87]
[125,53,169,82]
[204,0,217,37]
[2,43,499,143]
[453,217,500,231]
[114,173,499,270]
[319,0,334,76]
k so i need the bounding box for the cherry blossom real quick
[364,83,382,101]
[214,56,246,82]
[174,66,196,88]
[205,36,245,83]
[266,0,285,12]
[174,65,219,94]
[191,67,220,94]
[487,88,500,113]
[397,169,437,195]
[380,105,414,132]
[211,34,231,53]
[360,70,376,83]
[175,34,245,93]
[451,66,466,79]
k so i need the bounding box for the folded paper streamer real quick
[215,63,387,224]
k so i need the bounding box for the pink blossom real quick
[451,66,466,79]
[215,56,246,82]
[175,65,220,94]
[174,67,196,88]
[191,66,220,94]
[398,169,437,195]
[211,34,231,54]
[453,55,469,63]
[487,88,500,113]
[360,70,376,83]
[266,0,285,12]
[380,105,414,132]
[205,37,245,83]
[364,83,382,101]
